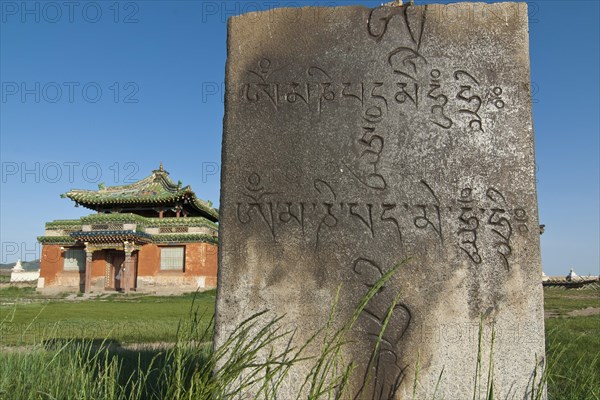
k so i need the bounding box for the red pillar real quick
[123,252,132,293]
[123,242,135,293]
[84,247,93,293]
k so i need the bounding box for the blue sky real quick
[0,0,598,276]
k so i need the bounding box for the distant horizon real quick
[3,258,599,278]
[3,170,596,277]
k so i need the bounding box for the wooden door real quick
[106,252,125,290]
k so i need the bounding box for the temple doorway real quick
[104,250,138,291]
[106,251,125,291]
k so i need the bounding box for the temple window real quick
[63,248,86,271]
[160,246,185,271]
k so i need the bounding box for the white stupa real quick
[10,259,39,283]
[11,259,24,272]
[566,268,579,281]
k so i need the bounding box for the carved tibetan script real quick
[216,3,546,399]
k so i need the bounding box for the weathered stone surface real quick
[216,3,545,399]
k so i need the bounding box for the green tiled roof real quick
[145,217,217,229]
[80,213,147,224]
[70,230,153,244]
[39,213,218,246]
[45,220,83,230]
[38,232,217,245]
[152,234,218,244]
[44,214,218,231]
[37,236,77,245]
[63,165,218,221]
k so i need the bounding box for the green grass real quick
[0,285,37,298]
[0,289,216,345]
[0,267,404,400]
[544,287,600,314]
[545,315,600,399]
[0,309,214,400]
[543,286,600,400]
[0,285,598,399]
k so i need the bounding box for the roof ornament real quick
[159,162,164,171]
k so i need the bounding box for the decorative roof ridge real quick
[70,230,152,237]
[65,170,182,196]
[43,213,218,228]
[184,187,212,208]
[152,233,218,244]
[80,212,146,221]
[37,235,77,244]
[46,219,82,224]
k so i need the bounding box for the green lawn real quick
[0,285,598,399]
[544,286,600,400]
[0,289,215,345]
[544,286,600,314]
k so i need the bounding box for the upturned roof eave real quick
[65,191,191,205]
[62,166,219,221]
[66,194,218,221]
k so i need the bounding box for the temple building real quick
[37,165,219,294]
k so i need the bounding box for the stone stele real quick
[215,3,546,399]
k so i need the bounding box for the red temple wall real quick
[138,244,160,275]
[39,242,218,292]
[39,245,63,285]
[136,242,218,289]
[185,243,218,288]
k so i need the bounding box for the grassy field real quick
[543,286,600,400]
[0,288,215,345]
[0,285,598,399]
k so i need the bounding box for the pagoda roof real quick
[63,164,218,221]
[44,213,218,230]
[69,230,153,245]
